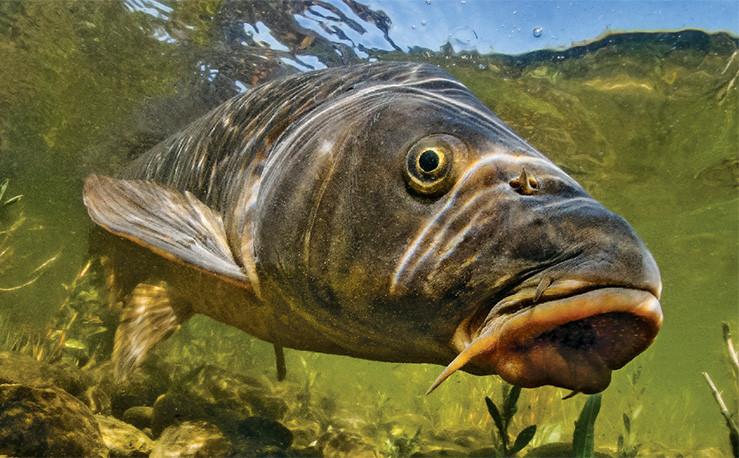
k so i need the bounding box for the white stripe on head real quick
[389,152,573,294]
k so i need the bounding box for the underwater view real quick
[0,1,737,457]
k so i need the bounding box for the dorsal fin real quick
[83,175,248,288]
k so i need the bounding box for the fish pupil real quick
[419,150,440,173]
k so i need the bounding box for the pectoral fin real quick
[83,175,248,287]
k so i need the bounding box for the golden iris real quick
[405,135,463,196]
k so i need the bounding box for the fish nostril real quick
[509,168,539,195]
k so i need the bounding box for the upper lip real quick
[457,273,662,354]
[495,279,658,318]
[473,274,661,336]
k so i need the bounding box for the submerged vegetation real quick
[0,258,111,366]
[485,385,537,457]
[572,394,601,458]
[702,323,739,457]
[0,178,22,209]
[0,178,56,294]
[614,369,643,458]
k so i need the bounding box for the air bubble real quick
[533,26,543,38]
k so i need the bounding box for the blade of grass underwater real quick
[485,396,506,439]
[573,393,602,458]
[503,385,522,423]
[0,179,8,202]
[3,195,22,206]
[510,424,537,454]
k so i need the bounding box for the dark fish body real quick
[84,62,663,393]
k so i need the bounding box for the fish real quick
[83,62,663,394]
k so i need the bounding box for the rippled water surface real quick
[0,1,737,456]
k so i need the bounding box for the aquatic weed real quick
[43,258,115,367]
[0,257,109,366]
[383,428,421,458]
[0,314,44,358]
[615,367,644,458]
[702,322,739,456]
[0,178,22,209]
[572,393,602,458]
[0,177,57,293]
[484,384,537,457]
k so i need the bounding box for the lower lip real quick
[474,287,662,392]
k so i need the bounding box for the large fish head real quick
[255,64,661,393]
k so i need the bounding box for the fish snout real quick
[479,207,663,393]
[428,194,663,395]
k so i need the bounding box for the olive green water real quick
[0,1,737,456]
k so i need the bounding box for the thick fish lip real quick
[464,287,663,393]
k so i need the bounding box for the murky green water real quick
[0,1,737,456]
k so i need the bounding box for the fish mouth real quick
[428,284,663,394]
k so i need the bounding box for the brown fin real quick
[114,282,192,380]
[83,175,249,287]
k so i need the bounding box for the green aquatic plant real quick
[383,428,421,458]
[616,368,644,457]
[0,313,45,360]
[702,322,739,457]
[572,393,602,458]
[0,178,22,208]
[0,177,24,283]
[485,384,537,457]
[0,177,58,293]
[43,258,115,367]
[0,258,113,365]
[0,255,115,367]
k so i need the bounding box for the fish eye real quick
[418,150,441,173]
[405,134,465,196]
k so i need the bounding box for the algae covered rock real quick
[83,383,113,415]
[152,364,288,436]
[233,415,293,455]
[0,383,107,457]
[122,405,154,430]
[523,442,612,457]
[96,414,153,457]
[151,391,209,436]
[409,439,471,457]
[0,350,90,396]
[180,364,288,419]
[150,420,233,458]
[319,428,378,458]
[103,357,172,417]
[283,417,322,449]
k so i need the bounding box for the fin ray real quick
[114,282,192,380]
[83,175,248,286]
